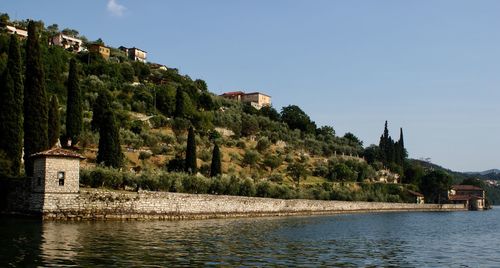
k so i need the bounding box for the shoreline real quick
[32,188,468,221]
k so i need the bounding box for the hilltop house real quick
[89,43,111,60]
[120,46,147,62]
[448,185,486,210]
[4,25,28,39]
[50,33,83,52]
[221,91,271,109]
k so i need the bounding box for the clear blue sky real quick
[3,0,500,172]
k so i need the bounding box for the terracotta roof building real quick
[220,91,271,109]
[448,184,486,210]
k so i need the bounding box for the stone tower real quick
[31,148,85,194]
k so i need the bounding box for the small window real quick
[58,171,65,186]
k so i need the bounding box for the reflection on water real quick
[1,209,499,267]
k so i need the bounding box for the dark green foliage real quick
[132,61,150,81]
[363,145,381,164]
[259,106,281,121]
[242,149,259,167]
[377,121,407,171]
[185,126,197,173]
[460,178,483,188]
[65,58,82,143]
[0,34,23,176]
[156,85,176,116]
[286,156,308,187]
[316,126,335,140]
[280,105,316,134]
[198,92,214,110]
[210,143,222,177]
[174,88,186,118]
[194,79,207,91]
[241,114,259,136]
[167,156,185,172]
[343,132,363,147]
[91,90,112,131]
[24,21,49,176]
[419,170,452,204]
[256,137,271,153]
[48,95,60,147]
[403,160,424,185]
[44,46,69,96]
[96,91,123,168]
[262,154,283,172]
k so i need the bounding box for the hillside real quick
[0,14,490,204]
[411,159,500,204]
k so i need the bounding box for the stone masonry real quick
[40,189,467,220]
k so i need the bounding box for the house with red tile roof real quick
[448,185,486,210]
[220,91,271,109]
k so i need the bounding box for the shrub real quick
[242,149,259,167]
[150,114,169,128]
[236,140,246,149]
[256,137,271,153]
[239,178,256,197]
[256,181,275,198]
[139,151,152,160]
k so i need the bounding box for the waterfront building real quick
[448,185,486,210]
[31,147,85,194]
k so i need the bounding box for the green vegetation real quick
[95,90,123,168]
[210,143,222,177]
[23,21,49,176]
[0,34,23,176]
[2,14,496,204]
[48,95,60,147]
[185,126,197,173]
[65,58,82,144]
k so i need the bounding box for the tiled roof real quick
[30,148,85,159]
[451,185,484,191]
[221,91,245,96]
[448,194,484,201]
[407,190,424,197]
[245,92,271,97]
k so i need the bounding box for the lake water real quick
[1,208,499,267]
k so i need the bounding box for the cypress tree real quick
[96,105,123,168]
[398,128,407,163]
[66,58,82,144]
[91,90,112,131]
[174,88,185,118]
[185,126,197,173]
[210,143,222,177]
[0,34,23,176]
[24,20,49,176]
[48,95,60,147]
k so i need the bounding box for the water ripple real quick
[1,209,500,267]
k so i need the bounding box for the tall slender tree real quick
[66,58,82,144]
[24,20,49,176]
[185,126,197,173]
[96,91,123,168]
[0,34,23,176]
[48,95,60,147]
[210,143,222,177]
[91,90,112,131]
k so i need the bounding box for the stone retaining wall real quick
[39,188,467,220]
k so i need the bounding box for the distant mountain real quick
[465,169,500,178]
